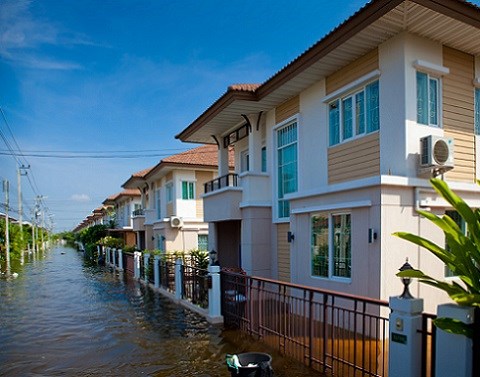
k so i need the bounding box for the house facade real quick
[122,145,233,254]
[176,0,480,312]
[102,189,141,247]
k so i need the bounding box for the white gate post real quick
[112,248,116,269]
[153,255,160,288]
[435,304,475,377]
[388,296,423,377]
[134,251,141,279]
[208,265,223,323]
[175,258,183,300]
[117,249,123,271]
[105,247,110,265]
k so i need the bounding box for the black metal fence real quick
[221,271,389,377]
[181,264,209,309]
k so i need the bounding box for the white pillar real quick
[388,296,424,377]
[143,253,150,284]
[435,304,475,377]
[208,265,223,323]
[117,249,124,271]
[105,247,110,264]
[134,251,141,279]
[218,144,229,177]
[175,258,183,300]
[112,248,116,268]
[154,255,160,288]
[246,113,263,173]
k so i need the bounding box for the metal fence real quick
[181,264,209,309]
[420,313,437,377]
[221,271,389,377]
[158,258,176,293]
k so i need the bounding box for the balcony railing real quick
[132,208,145,217]
[204,173,238,194]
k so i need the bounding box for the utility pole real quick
[3,180,10,275]
[17,165,29,263]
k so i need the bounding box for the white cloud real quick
[70,194,91,203]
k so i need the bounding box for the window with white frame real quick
[417,71,440,127]
[240,150,249,172]
[475,88,480,135]
[197,234,208,251]
[155,189,161,219]
[166,182,173,202]
[181,181,195,200]
[277,121,298,218]
[261,146,267,172]
[329,80,379,146]
[311,213,351,279]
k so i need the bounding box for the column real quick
[143,253,150,284]
[153,255,160,288]
[118,249,124,271]
[217,144,229,177]
[134,251,141,279]
[388,296,424,377]
[208,265,223,323]
[175,258,183,300]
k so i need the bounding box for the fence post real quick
[105,247,110,265]
[134,251,141,279]
[154,255,160,289]
[112,248,117,269]
[208,265,223,323]
[175,258,183,300]
[435,304,475,377]
[117,249,123,271]
[388,296,423,377]
[143,253,150,284]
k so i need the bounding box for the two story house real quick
[176,0,480,311]
[122,145,233,254]
[102,189,141,247]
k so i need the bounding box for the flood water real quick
[0,245,320,376]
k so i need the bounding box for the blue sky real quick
[0,0,439,231]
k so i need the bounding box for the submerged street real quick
[0,246,319,376]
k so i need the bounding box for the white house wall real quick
[175,171,197,219]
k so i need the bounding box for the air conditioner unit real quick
[420,135,454,174]
[170,216,183,228]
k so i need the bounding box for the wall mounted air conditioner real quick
[419,135,454,176]
[170,216,183,228]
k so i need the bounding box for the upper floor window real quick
[155,189,161,219]
[329,80,379,146]
[417,71,440,127]
[166,183,173,203]
[261,146,267,172]
[277,121,298,218]
[311,213,351,279]
[240,150,249,173]
[181,181,195,200]
[197,234,208,252]
[475,88,480,135]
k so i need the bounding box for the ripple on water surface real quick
[0,247,321,376]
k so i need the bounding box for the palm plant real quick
[393,178,480,338]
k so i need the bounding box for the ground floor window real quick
[198,234,208,252]
[311,213,351,279]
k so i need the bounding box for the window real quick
[329,80,379,146]
[311,213,351,279]
[417,71,440,127]
[261,146,267,172]
[155,189,161,219]
[445,210,465,277]
[475,88,480,135]
[182,181,195,200]
[277,121,298,218]
[198,234,208,252]
[166,183,173,202]
[240,150,249,172]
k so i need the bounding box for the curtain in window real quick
[417,72,428,125]
[332,214,351,278]
[366,81,379,132]
[342,97,353,139]
[329,101,340,145]
[355,91,365,135]
[429,78,438,126]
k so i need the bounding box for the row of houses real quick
[77,0,480,313]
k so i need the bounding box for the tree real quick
[394,178,480,338]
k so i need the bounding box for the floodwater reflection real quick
[0,246,320,376]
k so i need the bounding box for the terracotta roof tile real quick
[132,166,154,178]
[162,145,234,167]
[228,83,261,92]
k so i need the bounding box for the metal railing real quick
[420,313,437,377]
[221,271,389,377]
[204,173,238,193]
[132,208,145,216]
[123,252,135,275]
[158,258,176,292]
[181,264,209,309]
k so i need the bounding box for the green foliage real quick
[78,224,108,246]
[99,235,124,249]
[123,245,136,253]
[190,249,209,269]
[0,219,36,261]
[393,178,480,338]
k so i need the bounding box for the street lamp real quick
[399,258,414,299]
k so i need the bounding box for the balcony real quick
[203,174,242,222]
